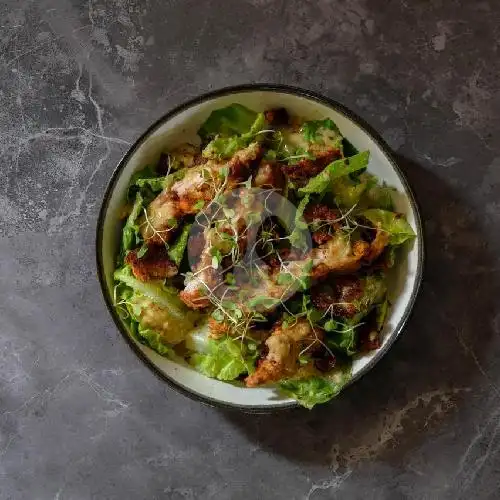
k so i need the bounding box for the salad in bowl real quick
[107,96,418,409]
[97,86,423,412]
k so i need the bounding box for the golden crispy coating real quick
[141,143,262,244]
[208,317,232,339]
[364,226,390,264]
[311,275,364,318]
[245,319,323,387]
[253,161,286,191]
[282,148,341,183]
[125,245,178,281]
[311,235,369,279]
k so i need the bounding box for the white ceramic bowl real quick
[96,85,424,412]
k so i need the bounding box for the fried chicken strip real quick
[310,234,370,279]
[141,143,263,244]
[245,319,323,387]
[180,228,222,309]
[236,233,370,315]
[125,245,178,281]
[364,225,390,264]
[180,187,266,310]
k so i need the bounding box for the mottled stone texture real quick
[1,0,500,498]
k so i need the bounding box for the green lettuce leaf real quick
[383,245,397,268]
[361,183,396,211]
[128,165,156,192]
[137,325,172,356]
[324,320,358,356]
[202,113,266,159]
[114,266,193,322]
[362,209,416,245]
[127,166,186,206]
[127,166,162,203]
[299,151,370,196]
[352,274,387,313]
[168,223,192,267]
[122,193,144,252]
[300,118,340,143]
[323,275,386,355]
[134,177,167,192]
[331,171,396,210]
[114,280,192,354]
[288,194,311,251]
[331,173,376,207]
[202,136,245,159]
[279,377,336,409]
[279,363,352,409]
[375,296,389,331]
[190,337,257,381]
[114,268,200,351]
[198,104,260,141]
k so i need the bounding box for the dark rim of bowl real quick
[96,83,425,413]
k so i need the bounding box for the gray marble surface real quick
[1,0,500,498]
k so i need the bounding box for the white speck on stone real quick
[432,33,447,52]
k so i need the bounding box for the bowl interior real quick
[98,88,423,410]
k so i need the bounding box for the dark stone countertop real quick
[1,1,500,498]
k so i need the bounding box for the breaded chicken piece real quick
[282,149,341,184]
[311,234,369,279]
[141,143,263,245]
[208,317,232,339]
[125,245,178,281]
[311,275,364,318]
[304,203,341,245]
[157,143,201,175]
[181,185,266,311]
[245,319,323,387]
[253,161,286,191]
[364,225,390,264]
[180,230,221,309]
[133,296,193,345]
[238,234,370,315]
[141,191,180,245]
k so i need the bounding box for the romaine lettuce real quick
[299,151,370,196]
[168,223,192,267]
[361,182,396,211]
[198,104,260,141]
[288,194,311,251]
[190,337,257,381]
[202,113,266,159]
[362,209,416,245]
[279,363,352,409]
[300,118,340,143]
[352,274,387,313]
[121,192,144,252]
[114,266,196,323]
[137,325,172,356]
[331,174,374,207]
[324,320,358,356]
